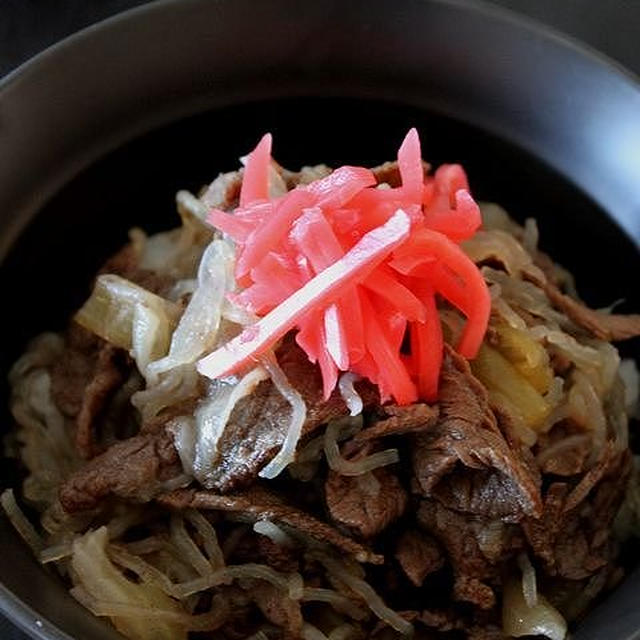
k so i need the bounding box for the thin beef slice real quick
[411,346,542,521]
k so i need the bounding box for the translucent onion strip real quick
[517,553,538,608]
[148,239,235,378]
[259,356,307,479]
[1,489,43,555]
[302,587,366,620]
[324,420,399,476]
[191,367,269,486]
[502,576,567,640]
[338,372,364,416]
[75,274,180,352]
[317,554,413,636]
[71,586,228,631]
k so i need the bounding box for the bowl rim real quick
[1,1,639,639]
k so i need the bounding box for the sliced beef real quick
[543,281,640,341]
[411,347,542,521]
[75,344,129,459]
[325,467,407,538]
[59,427,182,512]
[522,446,631,580]
[354,403,439,442]
[250,582,303,640]
[207,337,376,493]
[158,485,383,565]
[417,500,506,610]
[395,530,444,587]
[49,325,132,459]
[50,325,102,418]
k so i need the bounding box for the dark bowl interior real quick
[1,1,639,639]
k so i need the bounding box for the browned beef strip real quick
[353,403,439,442]
[59,428,182,512]
[543,281,640,341]
[417,500,503,610]
[325,467,407,538]
[75,343,128,459]
[250,582,303,640]
[206,337,376,493]
[522,446,631,580]
[158,485,383,565]
[50,324,102,418]
[395,530,444,587]
[411,347,542,521]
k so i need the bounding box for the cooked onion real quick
[191,367,268,486]
[517,553,538,608]
[317,554,413,636]
[39,542,73,564]
[71,586,227,631]
[132,364,200,422]
[253,520,294,548]
[1,489,43,555]
[328,624,360,640]
[184,509,225,570]
[169,513,213,578]
[463,229,545,282]
[71,527,187,640]
[148,239,235,378]
[302,587,366,620]
[75,274,180,352]
[536,434,592,469]
[258,355,307,479]
[502,575,567,640]
[338,372,364,416]
[324,419,399,476]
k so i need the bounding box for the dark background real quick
[1,1,639,638]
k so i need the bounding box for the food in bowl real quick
[3,130,640,639]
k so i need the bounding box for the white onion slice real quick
[338,372,363,416]
[324,420,399,476]
[258,356,307,479]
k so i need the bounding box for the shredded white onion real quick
[1,489,43,555]
[317,554,413,636]
[502,576,567,640]
[259,356,307,479]
[39,542,73,564]
[324,420,399,476]
[148,239,235,378]
[302,587,366,620]
[184,509,225,570]
[253,520,294,548]
[132,364,200,422]
[170,514,213,578]
[71,586,227,631]
[338,372,363,416]
[328,624,360,640]
[518,553,538,608]
[535,434,592,468]
[190,367,268,487]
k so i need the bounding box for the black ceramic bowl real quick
[1,1,639,638]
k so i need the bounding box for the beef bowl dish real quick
[1,2,639,640]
